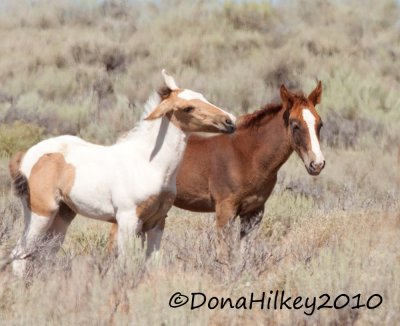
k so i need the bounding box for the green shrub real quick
[0,121,44,157]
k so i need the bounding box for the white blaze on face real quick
[302,108,324,164]
[178,89,236,123]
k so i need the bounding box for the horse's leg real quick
[46,203,76,255]
[239,178,275,261]
[107,223,118,254]
[116,210,142,257]
[10,197,31,276]
[240,207,264,239]
[11,203,57,277]
[145,219,165,258]
[239,207,264,259]
[215,200,238,264]
[10,152,73,276]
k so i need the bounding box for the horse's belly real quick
[174,192,215,212]
[66,172,115,221]
[66,190,115,221]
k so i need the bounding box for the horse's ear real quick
[162,69,179,91]
[144,102,173,120]
[308,80,322,106]
[280,84,294,110]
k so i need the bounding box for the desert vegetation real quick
[0,0,399,325]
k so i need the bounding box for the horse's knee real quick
[215,200,237,228]
[27,213,54,238]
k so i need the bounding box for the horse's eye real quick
[183,106,194,113]
[291,121,300,131]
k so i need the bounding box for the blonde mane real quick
[117,91,163,143]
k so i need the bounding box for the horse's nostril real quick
[225,119,233,125]
[310,161,325,171]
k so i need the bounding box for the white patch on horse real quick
[302,108,324,164]
[178,89,236,123]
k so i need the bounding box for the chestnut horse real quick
[8,70,236,276]
[175,82,325,260]
[108,82,325,262]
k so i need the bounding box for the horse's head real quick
[280,82,325,176]
[145,70,236,134]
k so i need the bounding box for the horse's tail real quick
[9,151,29,198]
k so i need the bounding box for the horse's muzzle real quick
[222,119,236,134]
[307,160,325,175]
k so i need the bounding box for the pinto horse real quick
[8,70,236,276]
[108,82,325,261]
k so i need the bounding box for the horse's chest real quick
[238,177,277,214]
[136,191,176,231]
[240,194,266,213]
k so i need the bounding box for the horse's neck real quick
[245,109,293,178]
[123,117,188,176]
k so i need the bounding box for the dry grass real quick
[0,0,399,325]
[0,188,399,325]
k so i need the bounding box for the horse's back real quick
[20,135,92,178]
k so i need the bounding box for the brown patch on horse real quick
[9,151,29,198]
[28,153,76,217]
[136,191,175,232]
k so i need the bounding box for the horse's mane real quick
[140,86,172,119]
[117,86,172,142]
[237,92,308,130]
[237,103,283,129]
